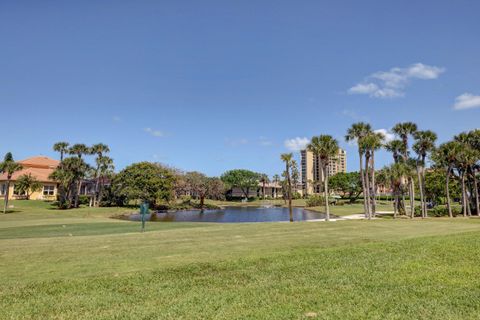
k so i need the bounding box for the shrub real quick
[78,195,90,206]
[306,195,324,207]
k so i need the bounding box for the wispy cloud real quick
[348,63,445,98]
[453,93,480,110]
[112,116,121,123]
[284,137,309,152]
[144,127,165,137]
[259,136,273,146]
[374,128,395,142]
[341,109,369,122]
[225,138,248,147]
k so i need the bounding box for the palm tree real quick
[413,130,437,218]
[384,139,407,215]
[307,135,339,221]
[392,122,418,217]
[383,163,410,219]
[69,143,90,159]
[272,174,280,198]
[345,122,372,217]
[91,143,111,206]
[433,141,462,218]
[259,174,270,200]
[95,156,114,206]
[0,153,23,214]
[359,132,384,218]
[68,144,92,207]
[53,142,70,161]
[280,153,294,222]
[384,140,406,164]
[15,174,42,200]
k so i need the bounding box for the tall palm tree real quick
[0,153,23,214]
[96,156,114,206]
[413,130,437,218]
[259,174,270,200]
[392,122,418,217]
[307,135,339,221]
[383,163,409,219]
[345,122,372,217]
[53,142,70,162]
[433,141,462,218]
[91,143,110,206]
[454,146,477,217]
[68,144,92,207]
[359,132,384,218]
[384,139,407,214]
[272,174,280,198]
[280,153,294,222]
[69,144,90,159]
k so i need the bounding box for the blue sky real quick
[1,0,479,176]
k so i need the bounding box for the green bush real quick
[78,195,90,205]
[415,205,462,217]
[306,195,325,207]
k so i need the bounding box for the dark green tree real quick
[221,169,260,199]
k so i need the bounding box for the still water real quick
[128,206,328,223]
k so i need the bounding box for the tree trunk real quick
[74,180,82,208]
[263,181,266,200]
[359,151,368,218]
[473,169,480,216]
[200,196,205,210]
[3,180,10,214]
[446,167,453,218]
[371,152,377,217]
[416,161,425,218]
[461,172,467,217]
[408,178,415,218]
[393,189,398,219]
[364,155,371,219]
[324,165,330,221]
[286,163,293,222]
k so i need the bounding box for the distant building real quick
[229,182,283,199]
[0,156,59,201]
[301,148,347,195]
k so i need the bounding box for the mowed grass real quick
[1,200,480,319]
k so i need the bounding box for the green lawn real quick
[1,200,480,319]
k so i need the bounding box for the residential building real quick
[0,156,59,201]
[301,148,347,195]
[229,182,283,199]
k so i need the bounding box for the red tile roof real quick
[0,156,59,183]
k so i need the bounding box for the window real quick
[43,185,55,196]
[0,183,6,196]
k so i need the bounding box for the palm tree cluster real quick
[51,142,114,208]
[294,122,479,220]
[433,130,480,217]
[345,123,383,219]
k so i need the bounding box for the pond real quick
[127,206,328,223]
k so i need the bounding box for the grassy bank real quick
[1,200,480,319]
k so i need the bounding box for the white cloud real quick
[453,93,480,110]
[374,129,395,142]
[112,116,121,122]
[284,137,309,152]
[348,63,445,99]
[144,127,164,137]
[348,83,378,95]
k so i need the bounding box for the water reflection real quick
[128,206,327,223]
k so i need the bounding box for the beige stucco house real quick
[0,156,59,201]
